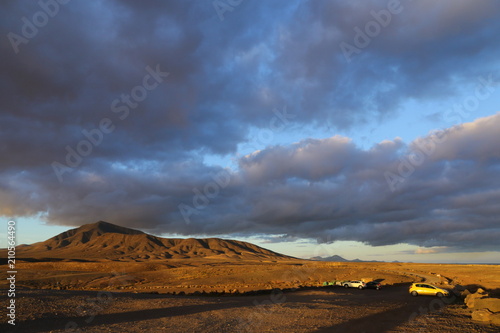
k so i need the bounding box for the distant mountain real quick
[15,221,296,261]
[310,255,349,262]
[310,255,381,263]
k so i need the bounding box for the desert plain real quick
[1,222,499,332]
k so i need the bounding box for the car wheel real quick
[376,287,380,290]
[436,292,443,298]
[358,285,363,289]
[411,291,418,297]
[344,284,349,288]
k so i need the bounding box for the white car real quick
[343,281,366,289]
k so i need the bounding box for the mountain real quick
[310,255,382,263]
[16,221,296,261]
[310,255,349,262]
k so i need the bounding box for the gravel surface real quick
[1,286,497,333]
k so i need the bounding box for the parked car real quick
[409,283,449,297]
[365,281,382,290]
[343,281,366,289]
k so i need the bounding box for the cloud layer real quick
[235,113,500,250]
[1,0,500,251]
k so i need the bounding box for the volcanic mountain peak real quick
[16,221,295,261]
[78,220,145,235]
[45,221,145,248]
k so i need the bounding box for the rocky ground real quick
[1,285,498,333]
[1,260,499,332]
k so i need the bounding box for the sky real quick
[1,0,500,263]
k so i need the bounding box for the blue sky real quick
[1,0,500,263]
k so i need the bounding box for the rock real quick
[465,293,481,308]
[471,308,493,323]
[490,312,500,326]
[474,298,500,312]
[465,292,489,308]
[460,289,471,298]
[476,288,488,295]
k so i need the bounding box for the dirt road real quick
[1,285,496,333]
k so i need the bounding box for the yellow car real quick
[409,283,449,297]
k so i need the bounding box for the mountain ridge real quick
[15,221,296,261]
[310,255,389,263]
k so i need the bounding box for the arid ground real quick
[1,259,500,332]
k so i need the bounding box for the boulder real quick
[460,289,471,298]
[490,312,500,326]
[471,308,493,322]
[476,288,488,295]
[473,298,500,313]
[465,293,486,308]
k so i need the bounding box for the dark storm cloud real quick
[1,1,500,251]
[231,114,500,251]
